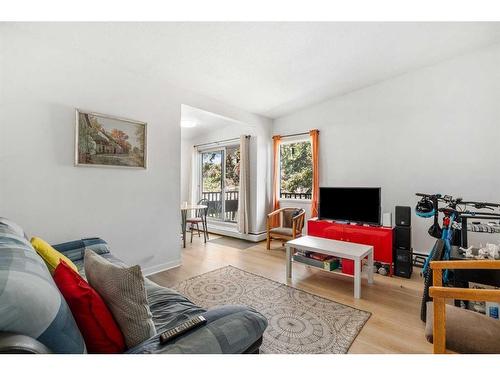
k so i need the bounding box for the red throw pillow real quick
[53,260,126,353]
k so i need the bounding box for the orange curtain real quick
[271,135,282,226]
[309,129,319,218]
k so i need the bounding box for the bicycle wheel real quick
[420,239,445,322]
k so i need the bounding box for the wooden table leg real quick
[181,210,187,248]
[432,268,446,353]
[433,297,446,354]
[204,212,209,241]
[354,258,361,299]
[286,246,292,280]
[202,214,207,243]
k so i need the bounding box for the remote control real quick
[159,316,207,344]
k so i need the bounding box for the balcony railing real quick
[280,192,312,200]
[202,191,239,222]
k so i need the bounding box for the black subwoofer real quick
[394,248,413,278]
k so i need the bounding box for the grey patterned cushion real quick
[84,250,156,348]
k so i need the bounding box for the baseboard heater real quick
[206,226,267,242]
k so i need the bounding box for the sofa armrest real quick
[126,305,268,354]
[0,333,52,354]
[52,238,110,262]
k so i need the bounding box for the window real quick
[200,144,240,222]
[279,140,312,200]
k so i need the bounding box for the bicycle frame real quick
[422,211,456,283]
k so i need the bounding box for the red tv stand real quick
[307,218,394,275]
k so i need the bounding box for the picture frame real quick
[75,109,147,169]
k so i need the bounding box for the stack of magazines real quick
[293,251,340,271]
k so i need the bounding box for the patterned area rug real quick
[172,265,371,354]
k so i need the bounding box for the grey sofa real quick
[0,218,267,354]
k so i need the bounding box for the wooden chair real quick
[187,199,209,243]
[266,208,305,250]
[429,260,500,354]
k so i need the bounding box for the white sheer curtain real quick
[237,135,250,234]
[189,147,199,205]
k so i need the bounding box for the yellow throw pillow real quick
[30,236,78,274]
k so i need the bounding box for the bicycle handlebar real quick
[416,193,500,209]
[461,201,500,209]
[416,193,440,198]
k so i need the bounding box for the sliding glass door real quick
[201,150,224,220]
[200,145,240,223]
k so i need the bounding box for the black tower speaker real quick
[394,226,411,250]
[394,248,413,278]
[395,206,411,227]
[394,206,412,278]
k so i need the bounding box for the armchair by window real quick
[266,208,305,250]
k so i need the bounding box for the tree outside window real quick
[280,141,312,199]
[225,146,240,191]
[201,147,240,192]
[202,151,223,192]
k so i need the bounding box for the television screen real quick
[319,187,381,225]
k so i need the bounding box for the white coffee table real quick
[285,235,374,299]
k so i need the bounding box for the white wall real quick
[180,139,192,204]
[0,25,270,274]
[181,117,272,236]
[274,43,500,254]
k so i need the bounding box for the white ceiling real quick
[181,105,243,140]
[7,22,500,118]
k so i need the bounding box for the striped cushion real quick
[0,220,86,353]
[52,237,111,263]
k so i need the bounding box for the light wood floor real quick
[149,234,433,353]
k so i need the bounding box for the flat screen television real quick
[318,187,381,225]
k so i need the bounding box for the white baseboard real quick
[143,259,181,276]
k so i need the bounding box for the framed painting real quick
[75,109,147,169]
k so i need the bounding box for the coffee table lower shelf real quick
[291,254,355,278]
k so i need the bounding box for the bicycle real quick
[415,193,500,321]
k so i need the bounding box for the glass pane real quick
[224,146,240,222]
[280,141,312,199]
[201,151,223,220]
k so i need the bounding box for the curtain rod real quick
[278,130,318,139]
[193,135,250,148]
